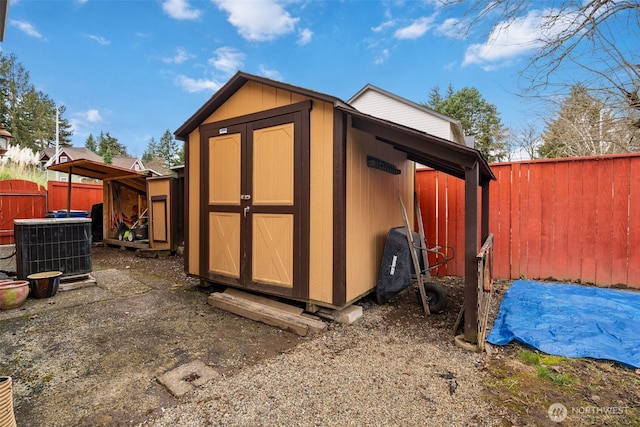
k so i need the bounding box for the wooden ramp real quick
[207,288,327,336]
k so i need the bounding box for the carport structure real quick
[47,159,180,253]
[346,107,496,343]
[176,72,495,344]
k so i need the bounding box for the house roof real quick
[349,84,463,127]
[348,84,468,146]
[40,147,145,171]
[40,146,103,163]
[175,71,494,183]
[112,156,144,170]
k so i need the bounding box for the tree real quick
[142,130,181,168]
[141,137,158,163]
[425,84,507,162]
[0,52,72,151]
[505,122,542,161]
[444,1,640,127]
[539,84,640,158]
[103,147,113,164]
[85,134,98,153]
[96,131,128,157]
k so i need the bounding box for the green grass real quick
[519,349,577,386]
[0,163,47,186]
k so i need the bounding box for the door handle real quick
[243,206,250,217]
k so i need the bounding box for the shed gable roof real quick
[175,71,494,182]
[175,71,347,139]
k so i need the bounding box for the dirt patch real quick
[0,245,304,427]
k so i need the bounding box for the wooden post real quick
[464,162,479,343]
[66,167,73,218]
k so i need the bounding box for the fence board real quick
[415,153,640,289]
[595,159,614,285]
[539,162,555,278]
[580,160,598,284]
[509,163,521,279]
[47,181,103,212]
[0,180,47,244]
[493,165,511,279]
[628,157,640,286]
[566,161,584,280]
[552,161,570,281]
[611,157,630,285]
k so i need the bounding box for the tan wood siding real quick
[203,81,307,124]
[345,124,414,302]
[187,84,335,303]
[308,100,334,304]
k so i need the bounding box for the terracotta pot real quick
[0,281,30,310]
[0,376,16,427]
[27,271,63,299]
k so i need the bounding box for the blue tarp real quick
[487,280,640,368]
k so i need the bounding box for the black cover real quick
[376,226,423,304]
[90,203,103,242]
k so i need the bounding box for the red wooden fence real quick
[0,180,47,244]
[416,153,640,289]
[0,180,103,244]
[47,181,103,212]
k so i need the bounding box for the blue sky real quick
[4,0,577,158]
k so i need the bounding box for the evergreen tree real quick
[0,52,72,151]
[424,84,507,162]
[142,129,180,168]
[142,137,158,163]
[85,134,98,153]
[103,147,113,164]
[96,131,128,157]
[157,129,178,167]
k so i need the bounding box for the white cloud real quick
[209,46,245,75]
[394,16,436,40]
[259,66,282,81]
[162,0,202,20]
[212,0,299,41]
[372,19,396,33]
[11,20,43,38]
[175,75,222,93]
[85,109,103,123]
[374,48,390,65]
[436,18,465,40]
[297,28,312,45]
[161,47,195,64]
[70,109,104,138]
[463,8,572,67]
[83,34,110,45]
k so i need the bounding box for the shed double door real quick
[200,110,309,299]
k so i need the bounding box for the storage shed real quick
[47,159,180,253]
[175,72,494,341]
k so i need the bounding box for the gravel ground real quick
[28,245,502,426]
[139,286,502,427]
